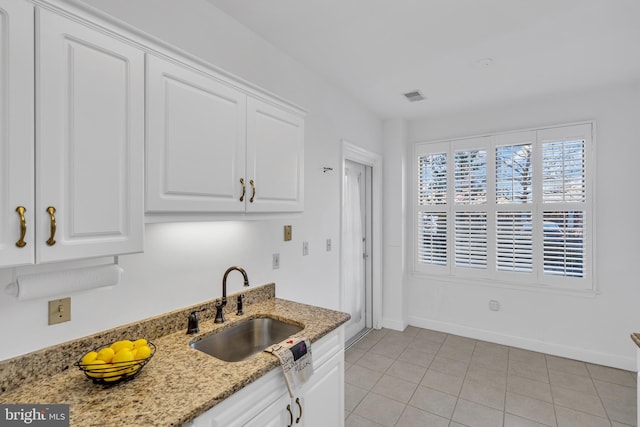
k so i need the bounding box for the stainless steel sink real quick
[189,317,303,362]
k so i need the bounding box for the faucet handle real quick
[236,294,245,316]
[187,308,205,334]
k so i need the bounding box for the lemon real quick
[135,345,151,360]
[132,339,147,348]
[110,340,133,353]
[113,349,134,363]
[130,348,138,359]
[126,363,142,377]
[84,359,106,378]
[96,347,115,363]
[80,351,98,365]
[102,362,127,379]
[102,373,123,382]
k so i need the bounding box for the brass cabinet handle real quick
[249,179,256,203]
[286,404,293,427]
[239,178,246,202]
[295,397,302,424]
[46,206,57,246]
[15,206,27,248]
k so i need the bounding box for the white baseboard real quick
[408,315,636,372]
[381,317,408,332]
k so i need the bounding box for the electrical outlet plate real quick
[273,253,280,269]
[326,238,332,251]
[48,297,71,325]
[302,241,309,256]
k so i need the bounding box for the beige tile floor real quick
[345,327,637,427]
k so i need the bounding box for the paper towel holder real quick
[4,257,123,301]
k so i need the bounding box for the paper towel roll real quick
[5,264,123,301]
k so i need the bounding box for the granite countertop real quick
[0,284,350,426]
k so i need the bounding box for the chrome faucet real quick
[214,266,250,323]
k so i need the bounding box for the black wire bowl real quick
[74,342,156,385]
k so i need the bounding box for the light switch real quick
[48,297,71,325]
[284,225,292,241]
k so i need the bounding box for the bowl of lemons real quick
[75,338,155,385]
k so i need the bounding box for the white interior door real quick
[343,160,372,344]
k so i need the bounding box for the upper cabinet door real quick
[36,8,144,263]
[0,0,35,267]
[246,97,304,213]
[146,54,247,213]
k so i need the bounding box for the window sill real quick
[409,271,598,297]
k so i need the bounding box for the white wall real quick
[381,119,408,330]
[403,81,640,370]
[0,0,382,362]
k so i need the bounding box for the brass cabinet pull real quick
[15,206,27,248]
[295,397,302,424]
[286,404,293,427]
[239,178,246,202]
[46,206,57,246]
[249,179,256,203]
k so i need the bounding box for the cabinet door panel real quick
[36,9,144,263]
[299,352,344,427]
[146,55,246,213]
[0,0,34,267]
[246,97,304,212]
[243,393,291,427]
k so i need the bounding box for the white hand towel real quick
[265,336,314,397]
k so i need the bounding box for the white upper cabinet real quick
[36,8,144,263]
[246,97,304,213]
[146,54,247,213]
[0,6,144,267]
[146,54,305,217]
[0,0,35,268]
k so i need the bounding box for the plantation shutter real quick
[454,148,487,270]
[496,211,533,272]
[416,146,448,269]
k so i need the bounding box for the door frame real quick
[341,140,382,330]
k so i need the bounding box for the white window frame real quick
[413,122,595,292]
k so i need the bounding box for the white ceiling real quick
[205,0,640,119]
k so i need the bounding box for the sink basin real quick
[189,317,303,362]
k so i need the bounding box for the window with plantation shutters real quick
[414,122,593,290]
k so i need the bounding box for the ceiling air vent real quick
[403,90,425,102]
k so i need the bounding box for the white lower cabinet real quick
[186,328,344,427]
